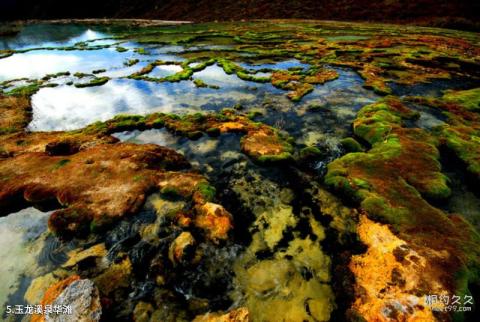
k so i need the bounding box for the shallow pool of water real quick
[0,208,50,309]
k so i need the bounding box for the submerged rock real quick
[93,258,132,296]
[169,232,195,265]
[62,243,107,268]
[193,307,249,322]
[194,202,233,243]
[233,255,334,322]
[25,270,70,305]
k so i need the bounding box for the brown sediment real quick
[0,95,31,135]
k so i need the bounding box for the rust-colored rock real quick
[0,143,190,237]
[194,202,233,243]
[168,231,195,265]
[32,275,81,322]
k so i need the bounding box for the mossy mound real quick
[325,96,480,321]
[83,109,294,164]
[408,88,480,181]
[74,76,110,88]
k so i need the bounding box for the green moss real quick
[247,110,263,119]
[237,71,271,83]
[116,46,128,52]
[340,137,365,152]
[299,146,323,158]
[160,186,183,198]
[196,182,216,202]
[134,47,149,55]
[443,88,480,111]
[5,83,41,97]
[152,118,165,128]
[186,131,203,140]
[52,159,71,170]
[206,127,220,137]
[41,71,70,81]
[216,58,242,74]
[92,69,106,74]
[257,151,293,164]
[124,59,139,67]
[193,78,208,88]
[73,72,89,78]
[163,68,193,82]
[74,77,110,88]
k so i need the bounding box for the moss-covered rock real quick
[74,76,110,88]
[325,96,480,321]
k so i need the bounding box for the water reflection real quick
[28,68,285,131]
[0,49,136,81]
[240,59,309,71]
[29,80,197,131]
[0,24,111,50]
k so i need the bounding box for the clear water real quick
[0,208,50,309]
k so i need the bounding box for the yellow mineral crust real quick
[350,215,450,321]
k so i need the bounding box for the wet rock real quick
[129,240,158,274]
[240,127,293,163]
[31,275,81,322]
[94,258,132,296]
[339,137,364,153]
[25,270,70,304]
[62,243,107,268]
[314,187,357,244]
[192,307,249,322]
[157,172,207,199]
[133,301,154,322]
[169,231,195,265]
[194,202,233,243]
[46,279,102,322]
[0,130,118,158]
[233,256,334,322]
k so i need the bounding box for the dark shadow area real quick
[1,0,479,31]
